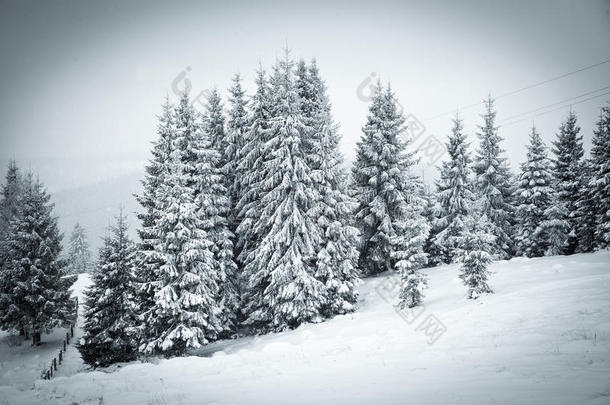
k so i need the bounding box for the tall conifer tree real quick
[590,104,610,248]
[241,52,325,330]
[433,116,474,263]
[79,211,138,366]
[351,83,429,278]
[296,59,361,316]
[140,93,223,355]
[0,173,75,343]
[514,126,555,257]
[134,98,175,340]
[472,96,514,259]
[551,110,584,254]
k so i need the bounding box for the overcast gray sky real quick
[1,0,609,191]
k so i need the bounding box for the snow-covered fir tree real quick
[551,110,584,254]
[433,115,474,263]
[203,88,226,158]
[296,58,361,316]
[539,197,569,256]
[351,83,429,280]
[235,66,272,270]
[422,186,443,267]
[514,126,554,257]
[0,173,75,343]
[457,207,495,300]
[472,96,514,259]
[225,74,249,226]
[201,90,239,335]
[0,160,22,245]
[396,193,430,308]
[576,159,597,252]
[139,92,223,355]
[241,52,325,331]
[0,161,23,333]
[589,104,610,249]
[134,98,175,340]
[79,210,138,367]
[66,223,91,274]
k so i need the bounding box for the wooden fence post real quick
[58,350,63,364]
[71,325,74,337]
[63,340,66,351]
[66,332,70,345]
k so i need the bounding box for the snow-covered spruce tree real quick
[0,161,23,331]
[539,196,569,256]
[514,126,554,257]
[66,223,91,274]
[590,104,610,248]
[201,90,239,335]
[235,66,272,270]
[576,159,597,253]
[203,88,227,161]
[0,173,75,343]
[0,160,22,245]
[296,58,360,316]
[472,96,514,259]
[457,206,495,300]
[79,210,138,367]
[139,92,223,356]
[134,98,175,342]
[422,186,443,267]
[351,83,429,281]
[241,53,325,331]
[226,74,249,225]
[551,110,584,254]
[433,115,474,263]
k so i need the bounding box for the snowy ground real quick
[2,252,610,405]
[0,273,91,403]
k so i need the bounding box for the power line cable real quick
[422,57,610,122]
[498,90,610,128]
[499,85,610,123]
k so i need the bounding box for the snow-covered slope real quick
[5,252,610,405]
[0,273,91,402]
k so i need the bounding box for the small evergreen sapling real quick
[457,211,495,300]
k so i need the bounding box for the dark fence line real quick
[41,296,79,380]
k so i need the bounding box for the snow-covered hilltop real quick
[6,250,607,405]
